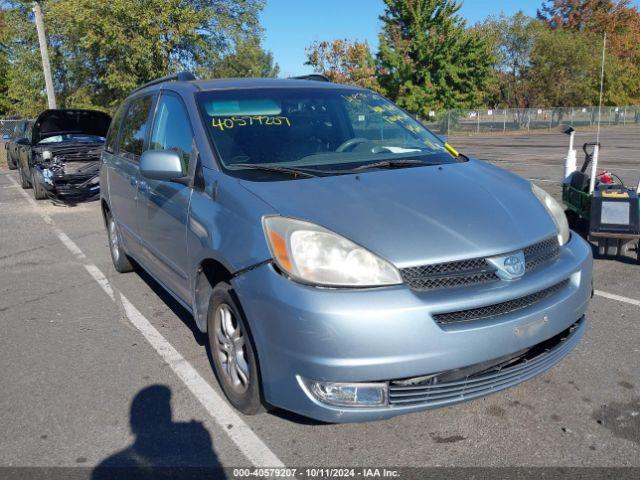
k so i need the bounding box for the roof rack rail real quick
[289,74,331,82]
[132,71,197,94]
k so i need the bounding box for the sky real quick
[261,0,640,76]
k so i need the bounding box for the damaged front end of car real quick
[33,145,102,202]
[30,109,111,203]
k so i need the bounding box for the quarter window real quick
[118,96,153,160]
[150,94,194,172]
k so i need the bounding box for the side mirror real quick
[16,137,30,145]
[2,133,10,141]
[140,150,186,182]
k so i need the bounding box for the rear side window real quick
[104,103,127,153]
[118,95,153,160]
[149,94,194,172]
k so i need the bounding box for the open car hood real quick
[32,109,111,144]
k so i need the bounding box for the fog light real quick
[302,379,388,407]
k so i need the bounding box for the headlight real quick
[532,184,570,246]
[41,150,52,160]
[263,216,402,287]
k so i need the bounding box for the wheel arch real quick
[193,258,233,332]
[100,198,110,227]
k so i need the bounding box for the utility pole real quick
[32,1,56,109]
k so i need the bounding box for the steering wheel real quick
[336,137,369,153]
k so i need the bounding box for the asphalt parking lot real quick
[1,127,639,472]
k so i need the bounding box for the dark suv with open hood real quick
[17,109,111,201]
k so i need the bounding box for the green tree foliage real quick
[528,28,601,106]
[538,0,640,105]
[0,3,48,117]
[377,0,496,116]
[304,39,381,92]
[480,12,544,108]
[211,38,279,78]
[1,0,268,115]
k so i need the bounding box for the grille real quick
[524,237,560,271]
[432,279,569,325]
[400,237,559,291]
[400,258,498,291]
[388,319,583,407]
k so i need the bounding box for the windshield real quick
[38,133,105,145]
[197,88,460,178]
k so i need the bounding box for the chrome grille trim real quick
[400,237,560,291]
[432,279,569,325]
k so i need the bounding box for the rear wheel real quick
[31,169,48,200]
[106,211,134,273]
[207,283,264,415]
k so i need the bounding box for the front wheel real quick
[18,163,31,189]
[8,157,17,170]
[31,169,48,200]
[207,283,265,415]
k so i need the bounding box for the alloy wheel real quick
[108,217,120,263]
[213,303,250,394]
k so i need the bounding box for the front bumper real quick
[232,234,593,423]
[34,166,100,201]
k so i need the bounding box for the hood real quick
[32,109,111,144]
[240,160,558,268]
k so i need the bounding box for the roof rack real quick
[132,71,197,94]
[289,74,331,82]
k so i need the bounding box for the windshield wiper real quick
[229,163,317,178]
[352,159,436,172]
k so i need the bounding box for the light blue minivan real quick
[100,73,593,423]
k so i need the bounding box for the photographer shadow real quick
[92,384,225,480]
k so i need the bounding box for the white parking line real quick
[6,174,284,468]
[594,290,640,307]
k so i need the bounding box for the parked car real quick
[4,120,31,170]
[101,73,593,423]
[17,109,111,201]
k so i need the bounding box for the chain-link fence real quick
[420,106,640,136]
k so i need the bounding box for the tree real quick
[480,12,544,108]
[211,38,279,78]
[537,0,637,31]
[305,39,381,91]
[0,3,48,117]
[528,28,601,107]
[0,0,269,115]
[377,0,496,116]
[538,0,640,105]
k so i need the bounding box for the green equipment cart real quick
[561,128,640,263]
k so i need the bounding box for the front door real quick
[137,92,194,302]
[108,95,155,257]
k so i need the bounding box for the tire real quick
[31,169,48,200]
[18,163,31,189]
[106,211,134,273]
[8,156,17,170]
[207,282,265,415]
